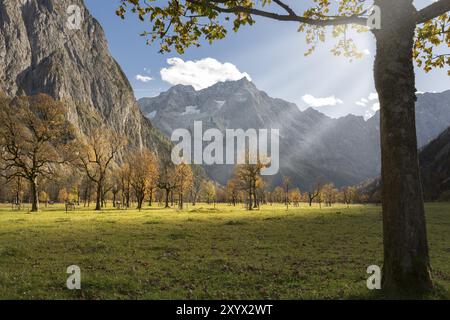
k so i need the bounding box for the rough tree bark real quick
[30,177,39,212]
[165,188,170,208]
[95,182,102,211]
[137,193,144,210]
[374,0,433,293]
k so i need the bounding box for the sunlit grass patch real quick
[0,203,449,299]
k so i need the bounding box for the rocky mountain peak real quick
[168,84,196,94]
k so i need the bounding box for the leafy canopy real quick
[117,0,449,74]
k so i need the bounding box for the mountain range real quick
[139,80,450,189]
[1,0,448,192]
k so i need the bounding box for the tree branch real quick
[272,0,296,17]
[187,0,368,27]
[416,0,450,24]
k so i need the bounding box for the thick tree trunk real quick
[30,177,39,212]
[253,184,258,209]
[95,182,102,211]
[165,189,170,208]
[192,191,197,206]
[374,0,432,294]
[137,194,143,211]
[179,191,184,209]
[252,180,257,208]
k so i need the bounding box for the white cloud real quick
[136,74,153,83]
[302,94,344,108]
[356,92,380,120]
[368,92,379,101]
[363,102,381,120]
[364,110,374,120]
[160,57,251,90]
[356,101,366,107]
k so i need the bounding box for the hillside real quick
[419,126,450,200]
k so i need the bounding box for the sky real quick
[84,0,449,119]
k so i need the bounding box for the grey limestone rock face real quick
[0,0,171,158]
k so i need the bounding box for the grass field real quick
[0,202,449,300]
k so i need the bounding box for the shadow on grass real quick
[347,283,449,300]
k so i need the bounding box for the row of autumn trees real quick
[227,166,364,210]
[0,93,200,212]
[0,93,369,212]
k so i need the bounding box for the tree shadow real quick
[347,283,449,300]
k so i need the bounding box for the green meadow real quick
[0,203,449,300]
